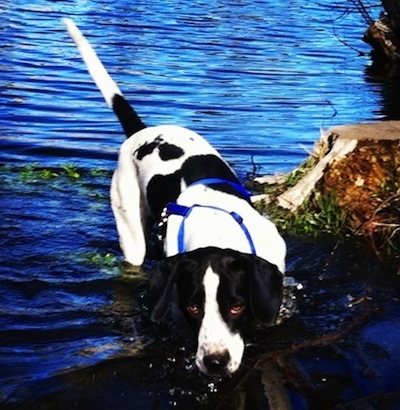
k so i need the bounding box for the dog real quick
[63,18,286,376]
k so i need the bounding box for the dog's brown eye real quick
[187,305,200,315]
[230,304,244,315]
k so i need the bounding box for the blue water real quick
[2,1,399,409]
[0,0,383,180]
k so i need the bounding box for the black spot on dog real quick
[181,155,237,183]
[136,141,157,160]
[135,136,183,161]
[158,143,184,160]
[135,136,163,160]
[181,155,250,201]
[147,170,182,218]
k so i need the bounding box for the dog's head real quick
[148,247,283,375]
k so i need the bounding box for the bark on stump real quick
[251,122,400,259]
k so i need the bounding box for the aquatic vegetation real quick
[0,162,110,183]
[89,252,119,267]
[61,163,81,180]
[0,162,111,200]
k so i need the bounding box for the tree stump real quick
[250,122,400,260]
[363,0,400,62]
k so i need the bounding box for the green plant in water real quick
[90,168,110,177]
[4,162,111,184]
[17,163,57,181]
[38,168,60,180]
[0,164,12,172]
[90,252,118,267]
[18,163,40,182]
[75,251,119,268]
[61,163,81,180]
[12,163,77,182]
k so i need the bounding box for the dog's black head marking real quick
[148,247,283,325]
[148,255,202,323]
[219,251,283,325]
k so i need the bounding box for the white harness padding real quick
[162,178,257,254]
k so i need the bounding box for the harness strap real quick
[166,202,256,254]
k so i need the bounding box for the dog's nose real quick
[203,351,230,374]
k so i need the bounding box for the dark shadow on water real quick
[365,60,400,120]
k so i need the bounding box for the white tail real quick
[62,18,122,108]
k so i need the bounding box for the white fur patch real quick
[196,267,245,374]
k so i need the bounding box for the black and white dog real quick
[64,19,286,376]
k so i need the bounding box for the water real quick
[1,1,400,409]
[0,0,384,177]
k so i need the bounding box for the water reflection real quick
[365,62,400,119]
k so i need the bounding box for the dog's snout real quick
[203,351,230,374]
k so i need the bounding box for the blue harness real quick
[165,178,256,254]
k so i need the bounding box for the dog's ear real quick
[148,257,178,322]
[233,255,283,324]
[148,255,198,322]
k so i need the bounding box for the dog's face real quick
[148,247,283,375]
